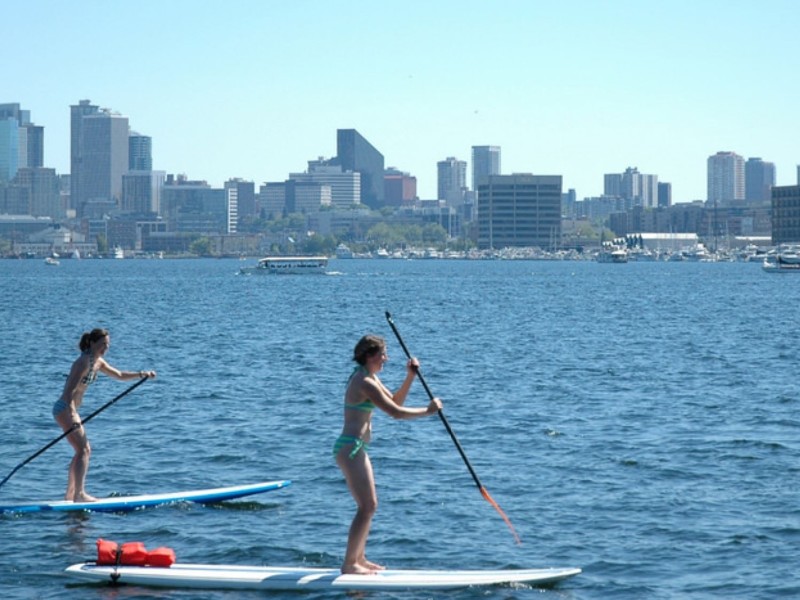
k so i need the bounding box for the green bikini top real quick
[345,398,376,412]
[345,366,376,412]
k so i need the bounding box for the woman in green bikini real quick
[335,334,442,575]
[53,328,156,502]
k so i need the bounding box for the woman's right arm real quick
[366,379,442,420]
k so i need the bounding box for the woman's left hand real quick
[406,358,419,376]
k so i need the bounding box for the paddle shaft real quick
[0,376,150,489]
[384,311,521,544]
[384,313,484,490]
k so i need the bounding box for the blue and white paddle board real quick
[0,480,290,514]
[65,562,581,591]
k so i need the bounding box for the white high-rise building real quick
[437,156,466,205]
[289,160,360,208]
[604,167,658,208]
[707,151,744,204]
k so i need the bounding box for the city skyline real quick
[5,1,799,202]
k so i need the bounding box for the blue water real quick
[0,258,798,599]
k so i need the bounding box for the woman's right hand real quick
[427,397,443,415]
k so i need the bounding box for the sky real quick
[5,0,800,202]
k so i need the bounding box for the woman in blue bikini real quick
[53,328,156,502]
[335,334,442,575]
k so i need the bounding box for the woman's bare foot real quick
[341,562,377,575]
[73,492,97,502]
[362,559,385,571]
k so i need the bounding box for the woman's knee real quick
[357,497,378,515]
[75,441,92,458]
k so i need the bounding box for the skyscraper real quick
[0,116,19,183]
[71,101,129,216]
[0,103,44,178]
[70,99,100,211]
[335,129,384,209]
[477,174,562,250]
[745,157,776,203]
[437,157,467,205]
[657,182,672,208]
[471,145,501,191]
[604,167,658,208]
[0,103,26,183]
[707,151,744,204]
[129,132,152,171]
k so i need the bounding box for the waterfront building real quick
[335,129,384,209]
[744,157,775,204]
[707,151,744,204]
[771,184,800,244]
[477,174,562,250]
[472,145,501,191]
[384,167,417,206]
[437,156,467,206]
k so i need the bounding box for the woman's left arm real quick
[389,358,419,406]
[98,359,156,380]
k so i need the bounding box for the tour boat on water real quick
[239,256,328,275]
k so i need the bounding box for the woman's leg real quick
[337,450,380,574]
[55,411,95,502]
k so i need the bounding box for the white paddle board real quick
[0,480,291,514]
[65,562,581,591]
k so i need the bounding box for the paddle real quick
[384,311,521,544]
[0,375,150,490]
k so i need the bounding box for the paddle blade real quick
[480,486,522,545]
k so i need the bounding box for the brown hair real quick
[353,334,385,366]
[79,328,109,352]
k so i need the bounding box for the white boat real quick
[762,257,800,273]
[335,243,354,259]
[113,246,125,259]
[44,257,60,266]
[596,246,628,263]
[773,244,800,264]
[239,256,328,275]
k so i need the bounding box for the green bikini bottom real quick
[333,435,370,459]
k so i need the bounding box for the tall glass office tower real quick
[336,129,384,209]
[471,145,501,191]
